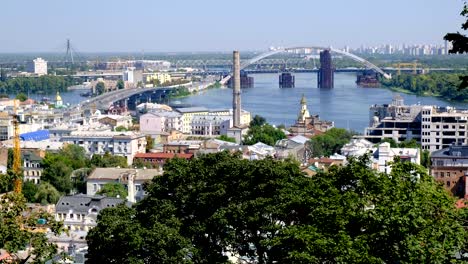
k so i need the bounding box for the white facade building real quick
[60,131,146,165]
[421,106,468,152]
[28,57,48,75]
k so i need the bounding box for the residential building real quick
[431,144,468,197]
[55,194,125,232]
[373,142,420,174]
[60,131,146,165]
[275,135,310,163]
[363,95,423,144]
[174,107,251,135]
[247,142,276,160]
[341,141,420,174]
[145,72,172,86]
[140,110,182,134]
[27,57,48,75]
[191,115,231,136]
[86,168,162,202]
[23,150,44,184]
[98,114,133,130]
[163,140,202,154]
[421,106,468,152]
[175,107,209,134]
[133,153,193,167]
[123,67,143,85]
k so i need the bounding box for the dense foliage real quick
[243,115,286,146]
[308,128,355,157]
[97,182,128,198]
[87,152,467,263]
[0,192,63,263]
[40,145,127,196]
[381,73,468,101]
[444,2,468,90]
[216,135,236,143]
[0,75,77,94]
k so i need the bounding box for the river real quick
[170,73,468,133]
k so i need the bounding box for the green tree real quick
[88,152,128,168]
[15,92,28,102]
[87,152,467,263]
[308,128,355,157]
[41,154,73,193]
[0,192,63,263]
[95,82,105,95]
[444,2,468,90]
[250,115,266,127]
[116,79,125,90]
[23,180,39,202]
[114,125,128,132]
[216,135,236,143]
[96,182,128,199]
[243,123,286,146]
[34,182,61,205]
[145,135,154,152]
[421,149,431,168]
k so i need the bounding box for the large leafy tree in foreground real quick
[444,1,468,90]
[87,152,467,263]
[0,192,63,263]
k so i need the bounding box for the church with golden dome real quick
[289,94,334,137]
[55,91,64,108]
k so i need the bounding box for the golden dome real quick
[56,91,62,101]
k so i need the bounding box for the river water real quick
[27,72,467,133]
[170,73,467,133]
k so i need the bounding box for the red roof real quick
[135,153,193,159]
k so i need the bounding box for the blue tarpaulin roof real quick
[20,130,50,141]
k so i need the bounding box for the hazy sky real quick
[0,0,465,52]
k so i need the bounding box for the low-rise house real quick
[133,152,194,167]
[23,150,44,184]
[55,194,125,232]
[98,114,133,130]
[275,135,310,163]
[247,142,276,160]
[86,168,162,202]
[163,140,202,154]
[341,141,420,174]
[372,142,420,174]
[431,144,468,197]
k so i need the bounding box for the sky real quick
[0,0,465,52]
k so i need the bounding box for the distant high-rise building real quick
[445,40,449,54]
[317,49,334,88]
[27,58,47,75]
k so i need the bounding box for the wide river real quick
[171,73,467,133]
[46,72,467,134]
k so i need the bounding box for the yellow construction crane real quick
[12,99,22,194]
[395,61,420,75]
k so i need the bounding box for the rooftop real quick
[87,167,162,181]
[55,194,125,213]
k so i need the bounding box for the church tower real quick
[55,91,63,107]
[297,94,310,123]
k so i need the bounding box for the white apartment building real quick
[28,57,48,75]
[60,131,146,165]
[421,106,468,152]
[191,115,231,136]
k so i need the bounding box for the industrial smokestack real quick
[233,51,241,127]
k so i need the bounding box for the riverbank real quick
[386,86,468,103]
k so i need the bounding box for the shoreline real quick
[384,86,468,104]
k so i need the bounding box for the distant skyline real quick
[0,0,465,53]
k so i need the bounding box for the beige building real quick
[86,168,162,202]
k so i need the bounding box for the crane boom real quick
[12,99,22,193]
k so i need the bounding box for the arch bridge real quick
[221,46,391,84]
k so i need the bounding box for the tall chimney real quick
[233,51,241,127]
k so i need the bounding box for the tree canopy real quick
[444,2,468,90]
[308,128,355,157]
[243,116,286,146]
[0,192,63,263]
[87,152,467,263]
[97,182,128,199]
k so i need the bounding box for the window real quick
[447,181,451,187]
